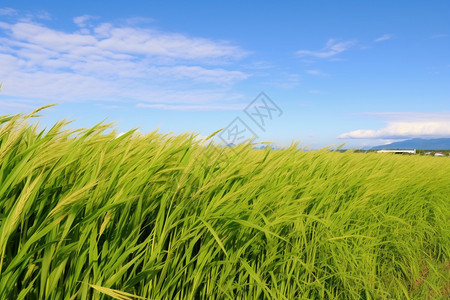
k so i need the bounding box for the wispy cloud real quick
[264,72,301,89]
[0,7,16,16]
[2,20,248,60]
[73,15,97,27]
[158,66,249,83]
[374,34,393,42]
[136,103,245,111]
[305,69,327,76]
[296,39,356,59]
[364,112,450,122]
[431,33,448,39]
[0,10,251,110]
[0,100,35,110]
[339,112,450,139]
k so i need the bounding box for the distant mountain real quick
[371,138,450,150]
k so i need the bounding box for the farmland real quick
[1,107,449,299]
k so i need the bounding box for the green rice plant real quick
[0,107,449,299]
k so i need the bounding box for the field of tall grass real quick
[1,107,449,299]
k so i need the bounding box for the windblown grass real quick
[0,108,449,299]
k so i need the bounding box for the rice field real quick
[0,107,449,299]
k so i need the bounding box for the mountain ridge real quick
[370,138,450,150]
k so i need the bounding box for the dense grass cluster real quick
[1,107,449,299]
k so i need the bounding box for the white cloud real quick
[79,24,249,60]
[296,39,356,58]
[339,112,450,139]
[374,34,393,42]
[0,12,252,110]
[73,15,96,27]
[305,69,328,76]
[0,8,17,16]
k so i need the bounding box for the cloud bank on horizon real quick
[339,112,450,139]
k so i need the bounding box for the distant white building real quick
[377,149,416,154]
[434,152,445,157]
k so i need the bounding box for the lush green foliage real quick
[1,108,449,299]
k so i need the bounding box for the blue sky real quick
[0,1,449,149]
